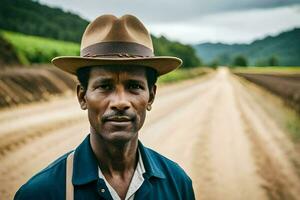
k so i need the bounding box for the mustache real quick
[101,111,136,122]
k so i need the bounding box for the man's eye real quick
[128,84,143,90]
[97,84,112,90]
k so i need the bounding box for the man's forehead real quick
[90,65,146,77]
[88,65,147,80]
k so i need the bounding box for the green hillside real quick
[0,0,201,68]
[194,28,300,66]
[0,0,88,43]
[0,30,80,65]
[152,36,201,68]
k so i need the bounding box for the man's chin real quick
[103,130,138,144]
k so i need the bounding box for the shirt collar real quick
[137,141,166,179]
[72,134,99,185]
[72,134,166,185]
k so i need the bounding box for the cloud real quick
[39,0,300,22]
[149,5,300,44]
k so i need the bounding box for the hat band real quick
[81,41,154,57]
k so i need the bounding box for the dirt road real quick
[1,68,300,199]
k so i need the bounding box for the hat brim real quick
[51,56,182,76]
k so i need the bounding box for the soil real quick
[1,68,300,199]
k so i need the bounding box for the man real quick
[14,14,195,200]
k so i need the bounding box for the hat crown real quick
[81,14,153,52]
[51,14,182,77]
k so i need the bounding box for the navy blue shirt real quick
[14,134,195,200]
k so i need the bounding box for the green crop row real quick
[1,30,80,65]
[231,66,300,74]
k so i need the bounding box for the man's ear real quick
[148,84,157,105]
[76,84,87,110]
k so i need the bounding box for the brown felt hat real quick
[51,14,182,76]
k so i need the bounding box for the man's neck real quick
[89,132,139,177]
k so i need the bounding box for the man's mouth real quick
[105,116,132,122]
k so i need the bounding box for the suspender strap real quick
[66,151,75,200]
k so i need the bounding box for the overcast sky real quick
[38,0,300,44]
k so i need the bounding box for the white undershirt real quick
[98,149,145,200]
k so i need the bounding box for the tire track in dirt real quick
[0,96,86,157]
[0,96,77,123]
[0,121,89,199]
[0,115,86,158]
[189,68,267,200]
[144,73,217,126]
[234,76,300,177]
[232,75,300,199]
[140,73,220,169]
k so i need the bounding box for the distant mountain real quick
[0,0,201,67]
[194,28,300,66]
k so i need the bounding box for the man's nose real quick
[109,89,130,111]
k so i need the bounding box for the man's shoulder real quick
[141,146,195,199]
[143,146,192,182]
[14,151,72,199]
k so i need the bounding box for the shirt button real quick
[100,188,105,193]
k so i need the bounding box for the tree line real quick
[209,54,280,67]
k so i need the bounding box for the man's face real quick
[77,66,156,144]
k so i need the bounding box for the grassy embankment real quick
[158,67,211,84]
